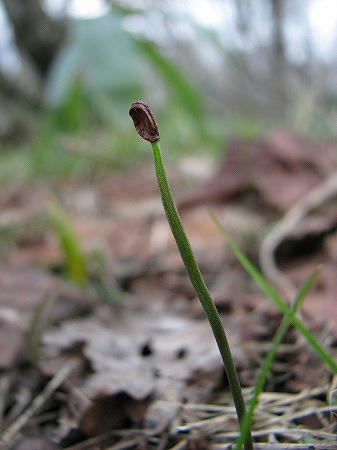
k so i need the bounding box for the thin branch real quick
[1,361,76,446]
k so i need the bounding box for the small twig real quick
[328,375,337,428]
[4,385,32,428]
[182,403,236,414]
[63,379,92,415]
[168,439,188,450]
[260,172,337,299]
[270,386,328,408]
[215,426,336,441]
[157,401,183,450]
[260,405,337,429]
[64,428,152,450]
[106,437,143,450]
[64,432,117,450]
[1,361,76,446]
[177,413,231,434]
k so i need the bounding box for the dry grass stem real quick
[1,361,76,447]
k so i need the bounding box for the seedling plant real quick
[129,101,336,449]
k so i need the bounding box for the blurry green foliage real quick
[135,39,202,121]
[88,248,125,304]
[45,10,203,132]
[45,12,143,125]
[2,5,334,189]
[52,80,88,132]
[290,96,337,139]
[48,202,87,284]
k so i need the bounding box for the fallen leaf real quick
[79,392,152,436]
[43,309,243,404]
[178,133,336,213]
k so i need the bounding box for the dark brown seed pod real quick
[129,101,160,143]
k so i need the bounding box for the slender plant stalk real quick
[151,141,253,449]
[235,267,321,449]
[129,101,253,450]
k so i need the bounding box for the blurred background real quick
[0,2,337,447]
[0,0,336,178]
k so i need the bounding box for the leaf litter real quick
[0,133,336,448]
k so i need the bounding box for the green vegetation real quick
[0,3,336,448]
[48,202,87,284]
[211,215,337,449]
[130,100,253,450]
[211,214,337,374]
[130,101,335,449]
[234,267,322,449]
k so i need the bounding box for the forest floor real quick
[0,132,336,450]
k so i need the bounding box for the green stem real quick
[151,141,254,450]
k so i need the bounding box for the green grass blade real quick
[48,202,87,284]
[210,212,337,373]
[135,39,202,121]
[236,267,322,449]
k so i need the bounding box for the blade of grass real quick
[236,267,322,449]
[135,39,202,121]
[210,211,337,374]
[48,202,87,284]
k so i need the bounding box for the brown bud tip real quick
[129,101,160,143]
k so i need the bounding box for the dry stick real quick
[1,361,76,446]
[168,440,188,450]
[216,427,336,441]
[261,405,337,428]
[106,438,143,450]
[129,101,253,450]
[259,171,337,300]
